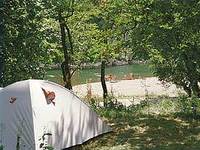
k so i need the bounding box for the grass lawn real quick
[79,97,200,150]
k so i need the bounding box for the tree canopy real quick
[2,0,50,86]
[1,0,200,98]
[146,0,200,97]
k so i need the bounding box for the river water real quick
[46,63,153,86]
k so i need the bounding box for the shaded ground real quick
[81,114,200,150]
[78,98,200,150]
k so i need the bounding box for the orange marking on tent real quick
[41,88,56,106]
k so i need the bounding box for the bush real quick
[178,95,200,117]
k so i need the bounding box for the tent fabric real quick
[0,80,111,150]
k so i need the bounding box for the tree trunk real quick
[183,52,200,97]
[58,11,72,90]
[61,61,72,90]
[191,80,200,97]
[101,60,108,106]
[183,83,192,97]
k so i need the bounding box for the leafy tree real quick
[121,0,152,61]
[2,0,49,86]
[41,0,76,90]
[87,0,124,104]
[125,0,200,97]
[58,5,74,90]
[145,0,200,97]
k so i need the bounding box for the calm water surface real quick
[46,64,154,85]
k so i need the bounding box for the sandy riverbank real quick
[73,77,185,99]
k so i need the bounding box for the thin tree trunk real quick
[183,83,192,97]
[183,52,200,97]
[101,60,108,106]
[191,80,200,97]
[58,11,72,90]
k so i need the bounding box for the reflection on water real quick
[46,64,154,86]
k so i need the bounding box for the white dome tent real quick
[0,80,111,150]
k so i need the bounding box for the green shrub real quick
[178,95,200,117]
[0,145,3,150]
